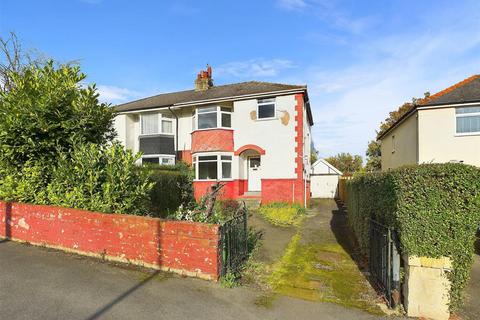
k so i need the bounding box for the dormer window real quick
[257,98,276,120]
[194,106,232,130]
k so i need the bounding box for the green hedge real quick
[140,163,194,217]
[346,163,480,311]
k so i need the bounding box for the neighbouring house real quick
[378,75,480,170]
[310,159,342,198]
[113,65,313,206]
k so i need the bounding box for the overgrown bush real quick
[0,62,115,169]
[141,163,194,217]
[258,202,306,227]
[0,62,153,216]
[46,143,153,215]
[346,163,480,311]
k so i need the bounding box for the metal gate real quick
[220,203,248,276]
[369,219,401,308]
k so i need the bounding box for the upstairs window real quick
[257,98,276,119]
[140,112,174,135]
[195,106,232,130]
[456,106,480,134]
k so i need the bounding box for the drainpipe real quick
[168,106,179,162]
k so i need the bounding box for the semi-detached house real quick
[113,66,314,206]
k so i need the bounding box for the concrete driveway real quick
[0,239,390,320]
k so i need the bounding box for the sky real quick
[1,0,480,159]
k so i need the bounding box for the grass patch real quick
[268,233,382,314]
[258,202,306,227]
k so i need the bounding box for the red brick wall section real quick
[193,180,246,201]
[261,179,304,205]
[0,201,221,280]
[191,129,234,153]
[178,150,192,165]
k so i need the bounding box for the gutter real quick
[168,106,179,161]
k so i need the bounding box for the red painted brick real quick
[191,129,234,153]
[0,201,221,280]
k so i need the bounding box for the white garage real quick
[310,159,342,198]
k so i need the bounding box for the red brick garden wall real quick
[0,201,221,280]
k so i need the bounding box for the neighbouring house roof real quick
[311,158,342,175]
[377,75,480,140]
[114,81,313,125]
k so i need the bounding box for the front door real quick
[248,156,261,191]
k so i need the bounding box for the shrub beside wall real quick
[141,163,194,217]
[346,163,480,311]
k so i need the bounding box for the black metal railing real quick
[369,219,401,308]
[220,203,248,276]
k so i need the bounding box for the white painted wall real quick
[418,107,480,166]
[233,94,297,179]
[380,113,418,170]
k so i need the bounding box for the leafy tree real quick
[310,142,319,164]
[365,140,381,172]
[325,152,363,173]
[0,61,115,169]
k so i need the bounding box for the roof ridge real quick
[115,80,306,107]
[418,74,480,105]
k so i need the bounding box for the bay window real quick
[193,154,233,180]
[141,155,175,165]
[194,106,232,130]
[456,106,480,134]
[140,112,174,135]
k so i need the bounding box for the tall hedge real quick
[140,163,194,217]
[346,163,480,311]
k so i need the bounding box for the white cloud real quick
[277,0,375,34]
[277,0,307,11]
[215,59,295,78]
[307,25,480,158]
[96,85,143,104]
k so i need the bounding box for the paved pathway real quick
[459,238,480,320]
[0,239,391,320]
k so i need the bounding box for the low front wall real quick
[0,201,220,280]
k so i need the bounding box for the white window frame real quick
[194,106,232,131]
[141,154,175,166]
[192,152,233,181]
[257,98,276,120]
[140,112,174,136]
[455,106,480,136]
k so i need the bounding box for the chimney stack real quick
[194,64,214,91]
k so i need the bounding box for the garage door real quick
[311,175,339,198]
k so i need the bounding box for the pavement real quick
[459,237,480,320]
[0,238,390,320]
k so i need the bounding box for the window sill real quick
[454,132,480,137]
[256,117,277,121]
[193,179,234,182]
[191,128,233,133]
[139,133,174,137]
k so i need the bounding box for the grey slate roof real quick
[115,81,307,112]
[420,75,480,106]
